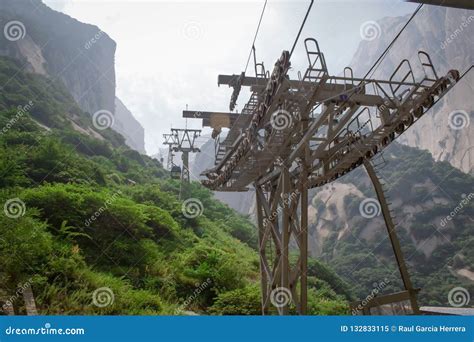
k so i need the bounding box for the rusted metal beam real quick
[363,159,420,314]
[182,110,247,128]
[183,38,462,316]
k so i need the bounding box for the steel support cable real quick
[315,3,425,129]
[304,4,425,187]
[283,3,424,189]
[289,0,315,58]
[207,3,423,190]
[363,3,423,80]
[319,3,424,104]
[244,0,268,74]
[322,3,424,104]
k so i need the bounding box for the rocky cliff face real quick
[188,7,474,304]
[307,142,474,304]
[314,6,474,301]
[0,0,146,153]
[114,97,146,153]
[350,6,473,173]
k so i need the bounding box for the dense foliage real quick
[311,142,474,307]
[0,57,350,315]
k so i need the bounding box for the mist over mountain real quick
[349,5,473,173]
[0,0,146,153]
[189,5,474,306]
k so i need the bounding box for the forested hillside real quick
[309,142,474,306]
[0,56,350,315]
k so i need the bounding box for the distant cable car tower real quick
[163,133,179,171]
[170,128,201,183]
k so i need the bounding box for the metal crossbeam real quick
[164,128,201,183]
[184,37,462,315]
[163,133,179,171]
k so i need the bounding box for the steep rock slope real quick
[0,54,352,315]
[114,97,146,153]
[350,6,473,173]
[0,0,146,153]
[308,142,474,305]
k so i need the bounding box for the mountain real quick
[320,5,474,306]
[189,6,474,307]
[308,142,474,306]
[192,7,473,218]
[349,6,473,173]
[0,0,146,153]
[0,42,349,315]
[114,97,146,154]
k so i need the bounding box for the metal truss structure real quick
[184,38,462,315]
[163,133,179,171]
[167,128,201,183]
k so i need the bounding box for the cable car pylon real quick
[163,128,201,183]
[184,34,467,314]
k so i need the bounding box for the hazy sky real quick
[43,0,416,155]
